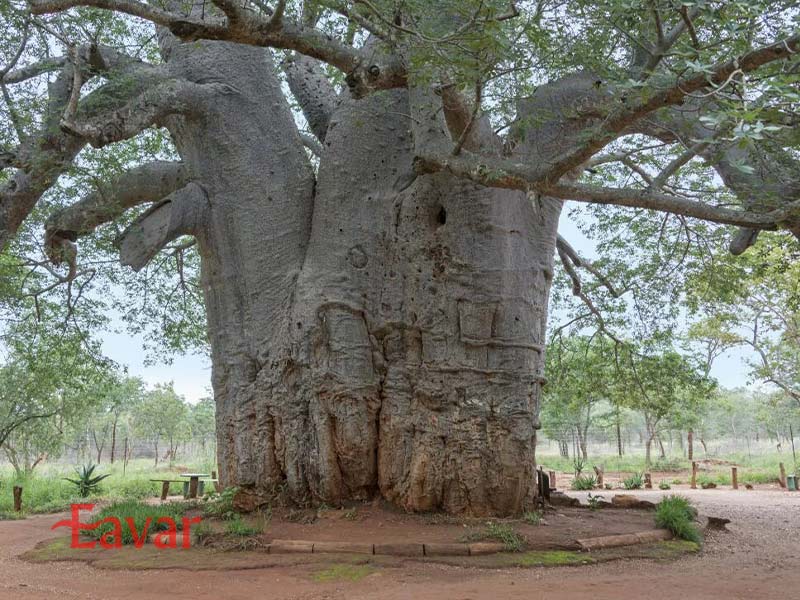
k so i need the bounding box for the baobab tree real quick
[1,0,799,514]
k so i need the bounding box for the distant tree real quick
[133,383,189,467]
[0,323,112,475]
[544,335,617,460]
[190,396,216,455]
[617,346,715,469]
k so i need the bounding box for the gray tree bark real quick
[132,38,563,516]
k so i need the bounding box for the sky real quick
[98,208,757,405]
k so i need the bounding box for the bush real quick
[571,475,596,490]
[623,473,644,489]
[659,481,671,490]
[63,464,111,497]
[655,495,702,544]
[89,501,187,545]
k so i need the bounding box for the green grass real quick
[313,563,375,582]
[0,459,211,515]
[655,495,702,544]
[461,522,525,552]
[512,550,592,566]
[522,511,542,525]
[225,515,263,537]
[88,500,188,545]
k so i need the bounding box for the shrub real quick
[571,475,596,490]
[63,464,111,498]
[89,501,187,545]
[623,473,644,490]
[655,495,702,544]
[203,486,238,520]
[587,493,604,510]
[659,481,671,490]
[572,457,586,476]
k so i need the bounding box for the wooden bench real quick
[150,479,185,501]
[150,478,220,500]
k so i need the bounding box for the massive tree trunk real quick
[146,39,561,515]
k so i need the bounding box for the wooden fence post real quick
[691,462,698,489]
[779,462,787,488]
[731,467,738,490]
[644,473,652,489]
[548,471,556,490]
[13,486,22,512]
[593,466,604,489]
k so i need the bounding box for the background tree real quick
[1,0,799,513]
[133,383,188,467]
[617,345,714,469]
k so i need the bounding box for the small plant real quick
[193,521,214,544]
[204,486,238,520]
[461,522,526,552]
[342,508,358,521]
[659,481,671,490]
[571,474,596,491]
[587,493,604,510]
[671,478,682,485]
[64,464,111,498]
[655,495,702,544]
[572,457,586,476]
[225,515,263,537]
[623,472,644,490]
[604,483,613,490]
[522,511,542,525]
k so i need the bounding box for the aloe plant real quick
[64,464,111,497]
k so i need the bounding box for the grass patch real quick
[511,550,592,567]
[313,563,375,582]
[225,515,263,537]
[88,501,187,545]
[655,495,702,544]
[461,522,525,552]
[522,511,542,525]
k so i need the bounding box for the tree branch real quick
[45,160,190,267]
[115,182,210,271]
[30,0,408,97]
[283,54,339,142]
[413,151,800,230]
[542,30,800,183]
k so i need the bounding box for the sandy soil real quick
[1,488,799,600]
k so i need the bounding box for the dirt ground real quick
[1,488,799,600]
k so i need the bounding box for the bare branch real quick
[30,0,407,97]
[61,78,224,148]
[413,151,800,230]
[283,54,339,142]
[115,182,209,271]
[45,160,189,263]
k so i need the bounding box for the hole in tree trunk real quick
[435,206,447,227]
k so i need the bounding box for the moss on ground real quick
[312,563,376,582]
